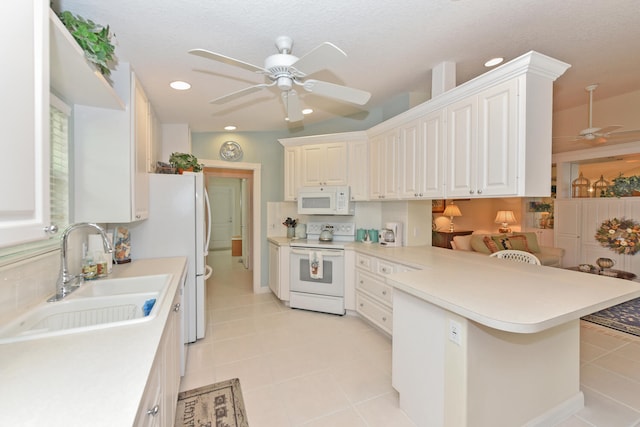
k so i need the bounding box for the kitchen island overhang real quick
[386,254,640,427]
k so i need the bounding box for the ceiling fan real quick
[189,36,371,123]
[554,84,640,144]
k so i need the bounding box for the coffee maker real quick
[379,222,402,247]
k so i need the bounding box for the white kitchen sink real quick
[73,274,171,297]
[0,275,171,344]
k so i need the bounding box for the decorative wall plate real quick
[220,141,243,161]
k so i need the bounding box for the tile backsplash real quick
[0,251,59,325]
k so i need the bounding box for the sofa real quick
[450,232,564,267]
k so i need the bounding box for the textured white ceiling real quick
[54,0,640,134]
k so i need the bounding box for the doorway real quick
[202,160,262,293]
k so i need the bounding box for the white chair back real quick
[489,250,541,265]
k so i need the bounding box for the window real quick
[0,95,70,262]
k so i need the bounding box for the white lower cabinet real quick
[268,241,290,301]
[135,283,182,426]
[354,252,415,335]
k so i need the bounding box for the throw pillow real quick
[511,233,540,253]
[452,234,473,251]
[507,235,531,252]
[470,234,492,254]
[483,236,500,253]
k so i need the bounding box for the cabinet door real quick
[368,136,383,199]
[268,243,279,296]
[283,146,300,201]
[0,0,50,247]
[382,131,399,198]
[554,200,582,267]
[399,119,420,199]
[301,144,324,186]
[446,96,477,198]
[133,76,150,221]
[323,143,348,185]
[418,110,445,198]
[348,139,369,201]
[477,79,518,196]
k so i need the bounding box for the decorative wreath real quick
[595,217,640,255]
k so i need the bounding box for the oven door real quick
[290,248,345,297]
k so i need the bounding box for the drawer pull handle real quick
[382,290,387,295]
[173,303,181,312]
[359,303,364,307]
[382,317,387,322]
[147,405,159,416]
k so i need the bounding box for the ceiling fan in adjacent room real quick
[554,84,640,144]
[189,36,371,123]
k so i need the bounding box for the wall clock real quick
[219,141,243,161]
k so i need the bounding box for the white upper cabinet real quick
[283,146,301,201]
[446,79,518,197]
[348,139,369,201]
[399,110,445,199]
[0,0,51,248]
[369,130,399,200]
[301,143,348,186]
[74,66,150,223]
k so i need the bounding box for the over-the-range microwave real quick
[297,186,354,215]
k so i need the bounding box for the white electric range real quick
[288,222,355,315]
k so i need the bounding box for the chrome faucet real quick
[48,223,114,302]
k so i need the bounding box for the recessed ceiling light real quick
[302,108,313,115]
[484,57,504,67]
[224,125,237,131]
[169,80,191,90]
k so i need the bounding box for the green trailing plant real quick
[169,152,203,172]
[58,11,115,77]
[605,174,640,197]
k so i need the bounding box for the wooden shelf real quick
[49,9,124,110]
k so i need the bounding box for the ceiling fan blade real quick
[209,83,273,104]
[282,90,304,122]
[189,48,267,74]
[290,42,347,76]
[608,129,640,138]
[598,125,623,135]
[302,79,371,105]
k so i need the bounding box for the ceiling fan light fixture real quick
[302,108,313,115]
[484,57,504,67]
[170,80,191,90]
[224,125,237,131]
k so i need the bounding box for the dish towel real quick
[309,251,323,279]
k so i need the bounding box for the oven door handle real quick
[291,249,344,257]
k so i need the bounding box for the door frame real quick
[201,159,262,293]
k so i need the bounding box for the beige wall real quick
[432,198,525,234]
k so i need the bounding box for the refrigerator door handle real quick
[204,265,213,280]
[204,189,212,256]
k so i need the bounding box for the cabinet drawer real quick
[356,253,373,271]
[355,270,393,306]
[356,292,393,335]
[376,260,399,275]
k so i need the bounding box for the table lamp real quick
[495,210,517,233]
[443,203,462,232]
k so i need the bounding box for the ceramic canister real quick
[356,228,366,241]
[369,229,379,243]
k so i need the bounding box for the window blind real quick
[50,101,69,232]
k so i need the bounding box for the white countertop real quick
[364,244,640,333]
[0,257,187,427]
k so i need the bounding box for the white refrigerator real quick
[129,172,211,343]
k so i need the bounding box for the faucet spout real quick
[49,223,114,302]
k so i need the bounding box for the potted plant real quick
[169,152,203,173]
[57,11,115,77]
[606,174,640,197]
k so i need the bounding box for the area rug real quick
[175,378,249,427]
[582,297,640,338]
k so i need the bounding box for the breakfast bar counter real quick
[376,246,640,427]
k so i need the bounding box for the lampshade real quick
[495,210,517,233]
[494,210,516,225]
[443,203,462,232]
[443,204,462,218]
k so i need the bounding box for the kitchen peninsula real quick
[377,247,640,427]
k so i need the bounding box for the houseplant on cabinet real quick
[169,152,203,174]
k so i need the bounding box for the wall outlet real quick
[449,319,462,346]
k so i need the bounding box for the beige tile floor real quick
[180,250,640,427]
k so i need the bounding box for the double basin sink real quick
[0,274,171,344]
